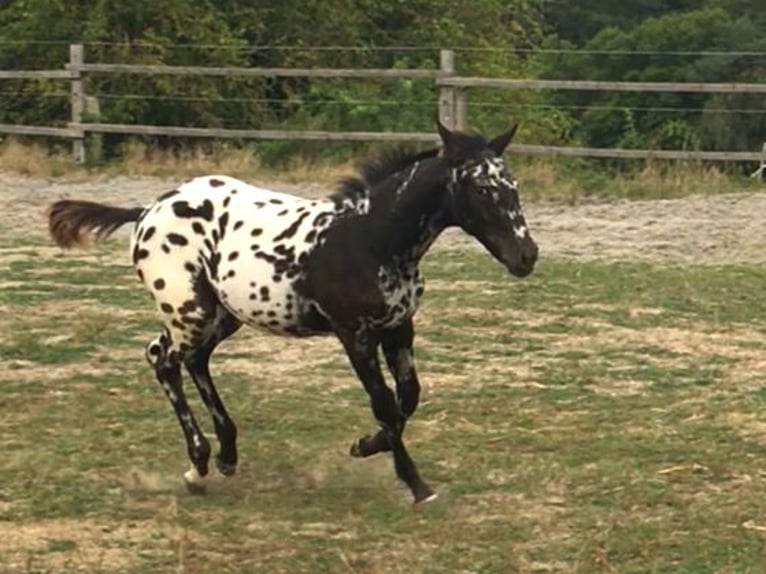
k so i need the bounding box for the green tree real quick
[0,0,549,144]
[535,8,766,154]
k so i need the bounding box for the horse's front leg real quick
[350,318,421,458]
[335,323,435,504]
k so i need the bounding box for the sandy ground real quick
[3,172,765,265]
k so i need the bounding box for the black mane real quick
[329,129,494,203]
[358,146,441,187]
[331,146,440,201]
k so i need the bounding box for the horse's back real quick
[161,175,308,215]
[133,174,327,254]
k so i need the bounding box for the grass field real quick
[3,228,766,572]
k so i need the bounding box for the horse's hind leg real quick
[184,311,242,477]
[146,331,211,493]
[140,257,232,492]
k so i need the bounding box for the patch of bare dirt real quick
[2,172,766,264]
[0,517,186,573]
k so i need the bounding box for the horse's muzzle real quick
[507,242,538,278]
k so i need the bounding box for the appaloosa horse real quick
[48,121,538,503]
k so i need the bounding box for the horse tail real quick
[48,199,145,248]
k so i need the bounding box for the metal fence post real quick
[69,44,86,163]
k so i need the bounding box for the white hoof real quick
[420,492,439,504]
[183,467,206,494]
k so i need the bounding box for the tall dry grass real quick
[618,161,735,199]
[518,157,754,201]
[0,139,88,179]
[0,137,756,199]
[113,140,359,184]
[0,138,353,184]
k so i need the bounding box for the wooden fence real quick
[1,44,765,167]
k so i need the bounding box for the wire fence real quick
[0,43,765,169]
[3,89,764,119]
[3,40,766,57]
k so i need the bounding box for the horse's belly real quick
[211,272,295,332]
[211,269,331,336]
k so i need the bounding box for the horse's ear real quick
[436,118,455,148]
[488,123,518,156]
[436,117,463,162]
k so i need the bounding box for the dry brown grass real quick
[0,137,354,184]
[0,517,186,573]
[0,137,754,199]
[0,139,87,179]
[517,156,746,201]
[622,160,734,197]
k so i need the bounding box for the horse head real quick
[437,120,538,278]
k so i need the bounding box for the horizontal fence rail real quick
[437,77,766,94]
[72,63,445,79]
[68,122,766,161]
[507,144,763,162]
[0,70,73,80]
[0,123,82,138]
[0,44,764,167]
[74,123,439,142]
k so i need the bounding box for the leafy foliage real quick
[0,1,764,163]
[536,7,766,154]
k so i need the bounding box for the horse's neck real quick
[397,206,451,263]
[369,166,452,265]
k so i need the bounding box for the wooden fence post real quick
[762,143,766,181]
[438,49,456,129]
[455,89,467,130]
[751,142,766,180]
[69,44,85,163]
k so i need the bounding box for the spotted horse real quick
[48,120,538,504]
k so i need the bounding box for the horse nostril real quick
[523,243,539,268]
